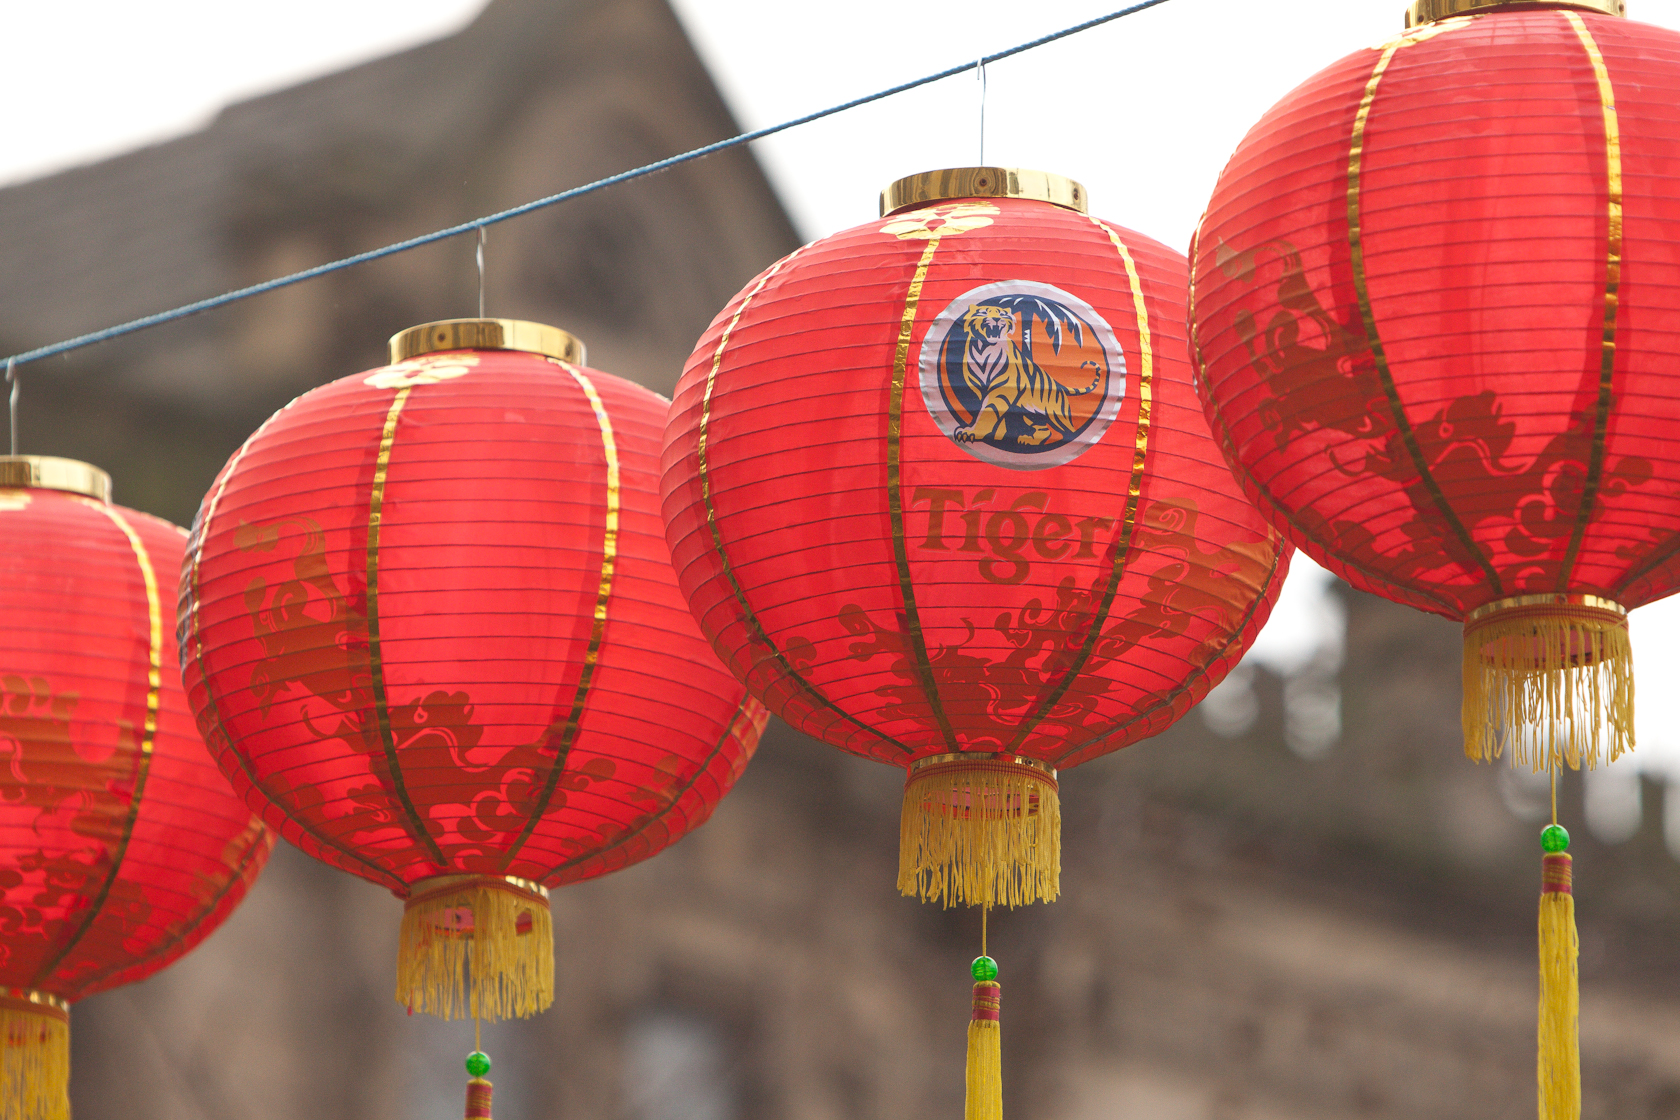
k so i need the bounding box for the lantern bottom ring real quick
[0,992,66,1021]
[909,752,1056,780]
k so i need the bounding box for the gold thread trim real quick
[888,236,959,751]
[185,414,401,889]
[1348,38,1504,596]
[32,502,162,986]
[1006,217,1155,754]
[501,363,619,867]
[1560,10,1623,586]
[696,247,912,756]
[898,760,1061,907]
[365,387,448,866]
[910,752,1056,778]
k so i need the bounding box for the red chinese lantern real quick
[0,456,274,1120]
[1188,1,1675,1112]
[661,169,1288,1118]
[180,320,766,1049]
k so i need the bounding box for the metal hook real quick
[976,57,988,166]
[476,227,487,319]
[5,358,15,457]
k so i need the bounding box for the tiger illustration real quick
[951,303,1103,447]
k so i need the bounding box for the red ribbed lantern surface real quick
[1190,0,1680,771]
[0,456,274,1120]
[181,320,766,1022]
[663,169,1289,911]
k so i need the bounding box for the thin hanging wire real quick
[1551,760,1558,827]
[981,903,989,957]
[5,358,15,456]
[476,228,487,319]
[0,0,1178,372]
[977,58,988,166]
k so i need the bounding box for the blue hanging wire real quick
[1,0,1178,372]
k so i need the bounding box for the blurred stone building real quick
[4,0,1680,1117]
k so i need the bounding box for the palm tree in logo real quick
[948,295,1105,449]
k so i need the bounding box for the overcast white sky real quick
[9,0,1680,773]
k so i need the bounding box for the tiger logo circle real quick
[918,280,1126,470]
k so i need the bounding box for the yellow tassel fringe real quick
[966,983,1002,1120]
[1462,595,1632,771]
[1539,854,1580,1120]
[899,757,1059,909]
[0,996,68,1120]
[397,875,554,1021]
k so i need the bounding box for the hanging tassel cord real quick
[1538,769,1580,1120]
[464,1010,494,1120]
[966,911,1002,1120]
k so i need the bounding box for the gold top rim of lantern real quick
[1405,0,1623,28]
[389,319,586,366]
[910,752,1057,779]
[1464,592,1627,628]
[400,872,551,905]
[0,456,111,501]
[880,167,1089,217]
[0,988,69,1018]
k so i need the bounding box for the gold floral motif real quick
[0,491,31,512]
[364,353,480,389]
[881,203,1000,241]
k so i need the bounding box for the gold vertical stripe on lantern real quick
[886,235,959,750]
[1348,31,1502,594]
[899,756,1060,908]
[397,875,554,1021]
[1558,10,1624,584]
[697,247,910,755]
[365,385,448,864]
[0,993,68,1120]
[31,502,162,984]
[1023,217,1155,761]
[501,362,619,864]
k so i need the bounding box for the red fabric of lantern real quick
[662,169,1289,909]
[0,456,274,1120]
[1190,1,1680,769]
[180,320,766,1022]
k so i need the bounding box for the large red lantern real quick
[180,320,766,1033]
[663,169,1288,1119]
[663,167,1288,908]
[0,456,274,1120]
[1188,2,1678,1112]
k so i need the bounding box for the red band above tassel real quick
[1542,853,1573,896]
[465,1078,493,1120]
[971,981,1001,1023]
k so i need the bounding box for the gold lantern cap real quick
[0,456,111,501]
[1405,0,1623,27]
[879,167,1088,217]
[389,319,585,366]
